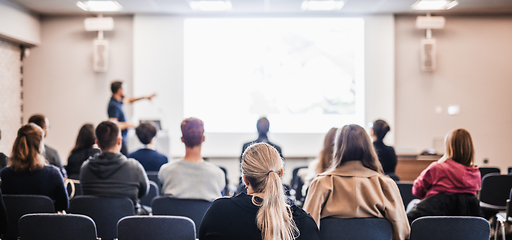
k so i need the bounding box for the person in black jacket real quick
[0,123,68,212]
[200,143,319,240]
[28,114,67,178]
[0,189,7,234]
[371,119,398,175]
[80,121,148,207]
[66,124,100,180]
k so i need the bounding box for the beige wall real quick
[23,15,133,164]
[395,15,512,171]
[0,39,22,155]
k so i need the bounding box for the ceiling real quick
[10,0,512,15]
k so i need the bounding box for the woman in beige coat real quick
[303,124,410,240]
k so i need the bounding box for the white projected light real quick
[184,18,365,133]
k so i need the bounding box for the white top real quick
[158,159,226,201]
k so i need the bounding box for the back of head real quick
[445,128,474,167]
[71,124,96,154]
[181,117,204,148]
[136,122,157,145]
[241,143,298,240]
[111,81,123,94]
[10,124,45,172]
[256,117,270,135]
[28,114,47,129]
[333,124,383,173]
[96,121,120,151]
[372,119,390,142]
[317,127,338,173]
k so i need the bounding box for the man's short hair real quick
[136,122,157,145]
[111,81,123,94]
[181,117,204,148]
[28,114,47,129]
[96,121,120,150]
[256,117,269,135]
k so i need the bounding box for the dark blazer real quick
[373,140,397,174]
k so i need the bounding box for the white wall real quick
[23,15,133,163]
[133,14,395,158]
[395,15,512,171]
[0,0,40,46]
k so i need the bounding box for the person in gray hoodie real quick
[80,121,149,206]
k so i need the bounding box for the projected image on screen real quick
[184,18,364,133]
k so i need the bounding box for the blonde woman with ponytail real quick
[303,124,410,240]
[199,143,319,240]
[0,124,68,212]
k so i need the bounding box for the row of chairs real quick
[18,214,196,240]
[1,195,211,240]
[17,213,490,240]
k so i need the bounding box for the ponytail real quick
[242,143,298,240]
[10,124,45,172]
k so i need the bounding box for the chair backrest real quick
[291,166,308,201]
[218,166,229,195]
[479,174,512,207]
[397,182,415,208]
[18,213,98,240]
[146,171,159,185]
[319,217,392,240]
[479,167,501,180]
[2,195,55,240]
[140,181,159,207]
[410,216,490,240]
[68,196,134,240]
[117,216,195,240]
[152,196,212,236]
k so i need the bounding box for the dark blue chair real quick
[140,180,159,208]
[18,213,98,240]
[152,196,212,236]
[117,216,195,240]
[397,182,416,208]
[2,195,55,240]
[319,217,392,240]
[479,174,512,212]
[291,166,308,202]
[410,216,490,240]
[479,167,501,181]
[68,196,134,240]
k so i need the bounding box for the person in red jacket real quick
[407,128,482,224]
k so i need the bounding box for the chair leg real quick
[502,222,506,240]
[495,221,500,240]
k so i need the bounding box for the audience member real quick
[108,80,156,156]
[303,124,409,240]
[0,123,68,212]
[65,124,100,180]
[241,117,283,161]
[158,117,225,201]
[300,127,337,196]
[80,121,149,206]
[407,128,482,224]
[371,119,397,175]
[128,122,168,171]
[28,114,67,178]
[199,143,320,240]
[0,129,7,169]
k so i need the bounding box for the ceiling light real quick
[411,0,458,10]
[189,1,232,11]
[76,1,123,12]
[301,1,344,11]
